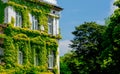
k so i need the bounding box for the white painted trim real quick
[56,18,59,35]
[29,13,32,29]
[4,6,16,25]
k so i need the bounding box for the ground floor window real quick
[34,54,39,66]
[0,47,4,65]
[48,50,54,69]
[18,50,23,64]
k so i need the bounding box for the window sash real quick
[0,47,4,56]
[16,12,22,27]
[18,51,23,64]
[32,16,38,30]
[48,17,53,34]
[48,51,54,69]
[48,23,53,34]
[5,7,8,23]
[34,54,39,66]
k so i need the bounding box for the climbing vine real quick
[0,0,7,23]
[0,0,60,74]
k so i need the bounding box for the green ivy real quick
[7,0,51,32]
[0,0,60,73]
[0,0,7,23]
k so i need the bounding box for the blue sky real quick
[58,0,115,56]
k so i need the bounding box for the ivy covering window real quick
[18,50,23,64]
[15,12,22,27]
[48,17,53,34]
[48,50,54,69]
[34,54,39,66]
[31,16,38,30]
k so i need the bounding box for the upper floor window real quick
[31,16,38,30]
[48,16,59,35]
[4,7,8,23]
[16,12,22,27]
[48,50,54,69]
[18,50,23,65]
[51,10,60,16]
[48,17,53,34]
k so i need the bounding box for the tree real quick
[60,52,73,74]
[100,0,120,73]
[70,22,106,74]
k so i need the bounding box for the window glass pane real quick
[34,54,39,66]
[35,20,38,30]
[19,15,22,27]
[16,13,18,26]
[0,47,4,56]
[32,16,34,29]
[18,51,23,64]
[16,12,22,27]
[48,51,54,68]
[32,16,38,30]
[48,17,53,34]
[36,55,39,66]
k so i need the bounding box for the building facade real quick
[0,0,62,74]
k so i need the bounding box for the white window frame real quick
[31,16,38,30]
[18,51,23,64]
[48,17,53,34]
[15,12,22,27]
[48,51,54,69]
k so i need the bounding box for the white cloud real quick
[110,0,117,15]
[59,40,72,56]
[96,20,105,25]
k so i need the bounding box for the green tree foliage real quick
[60,1,120,74]
[68,22,106,74]
[100,0,120,73]
[60,53,72,74]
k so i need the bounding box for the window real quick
[18,51,23,64]
[34,54,39,66]
[16,12,22,27]
[48,16,59,35]
[0,59,1,64]
[51,10,60,16]
[55,18,58,35]
[0,47,4,64]
[48,50,54,69]
[31,16,38,30]
[0,47,4,56]
[34,50,39,66]
[48,17,53,34]
[4,7,8,23]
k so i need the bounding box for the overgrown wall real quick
[0,0,60,73]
